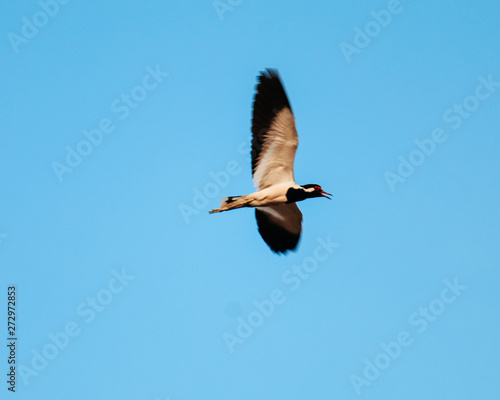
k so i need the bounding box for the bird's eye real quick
[315,185,321,191]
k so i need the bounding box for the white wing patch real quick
[253,107,298,189]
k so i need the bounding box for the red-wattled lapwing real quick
[209,69,331,254]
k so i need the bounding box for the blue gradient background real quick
[1,0,500,399]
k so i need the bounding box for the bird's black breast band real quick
[286,187,307,203]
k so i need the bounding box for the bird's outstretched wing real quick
[255,204,302,253]
[252,69,298,190]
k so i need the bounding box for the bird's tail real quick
[209,195,252,214]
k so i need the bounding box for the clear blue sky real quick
[1,0,500,399]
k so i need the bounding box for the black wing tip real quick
[255,209,301,254]
[254,68,291,109]
[272,246,299,255]
[258,68,280,81]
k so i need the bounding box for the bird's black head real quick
[286,184,332,203]
[301,184,332,199]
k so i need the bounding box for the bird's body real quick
[214,182,296,209]
[210,69,331,253]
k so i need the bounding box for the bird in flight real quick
[210,69,331,254]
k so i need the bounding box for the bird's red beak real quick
[320,190,332,199]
